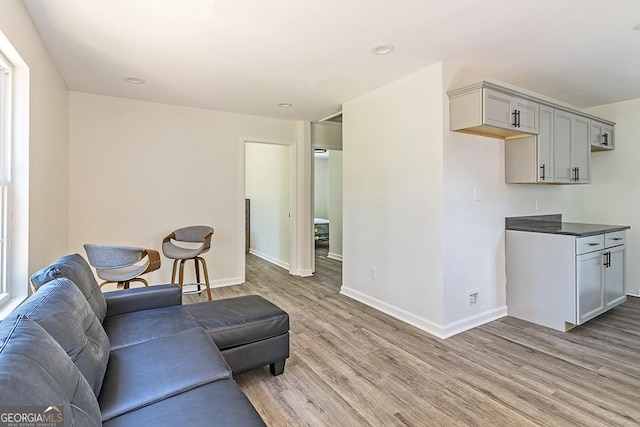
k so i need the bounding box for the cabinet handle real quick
[587,243,601,246]
[611,237,623,241]
[576,167,580,182]
[540,164,546,180]
[604,251,611,268]
[603,133,608,146]
[517,110,521,128]
[572,167,579,181]
[512,110,518,127]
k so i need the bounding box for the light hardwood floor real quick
[185,254,640,426]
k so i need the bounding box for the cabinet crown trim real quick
[447,81,615,127]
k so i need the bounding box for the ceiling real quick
[21,0,640,122]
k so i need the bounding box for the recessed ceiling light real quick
[634,22,640,31]
[124,77,145,84]
[371,43,395,55]
[278,102,293,108]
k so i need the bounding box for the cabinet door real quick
[591,121,604,148]
[554,110,573,183]
[576,250,605,324]
[605,245,626,308]
[591,120,615,150]
[538,105,554,182]
[484,89,515,130]
[515,98,539,134]
[573,115,591,183]
[602,124,614,149]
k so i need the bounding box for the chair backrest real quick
[172,225,214,243]
[84,244,145,269]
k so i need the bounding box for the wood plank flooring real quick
[185,254,640,426]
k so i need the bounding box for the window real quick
[0,52,10,304]
[0,31,28,319]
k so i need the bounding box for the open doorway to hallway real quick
[244,139,295,273]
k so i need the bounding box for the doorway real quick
[314,149,343,262]
[242,138,296,280]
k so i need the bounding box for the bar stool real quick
[162,225,214,301]
[83,244,161,289]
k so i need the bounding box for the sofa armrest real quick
[104,284,182,318]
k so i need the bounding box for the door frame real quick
[240,137,297,281]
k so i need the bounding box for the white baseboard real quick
[209,276,244,288]
[327,252,343,262]
[340,286,507,339]
[249,249,289,270]
[440,306,508,338]
[295,268,313,277]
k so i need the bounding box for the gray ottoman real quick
[185,295,290,375]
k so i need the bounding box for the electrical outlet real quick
[473,187,480,201]
[467,289,480,308]
[535,200,540,211]
[369,267,377,280]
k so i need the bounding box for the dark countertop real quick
[506,214,630,237]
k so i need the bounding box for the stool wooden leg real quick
[194,259,202,293]
[178,259,187,288]
[170,260,178,284]
[197,256,212,301]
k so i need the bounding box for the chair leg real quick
[178,259,187,288]
[170,259,179,284]
[130,277,149,287]
[194,259,202,293]
[196,256,212,301]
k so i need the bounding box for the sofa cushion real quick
[30,253,107,322]
[102,304,201,350]
[12,278,110,396]
[98,327,231,422]
[102,379,266,427]
[185,295,290,350]
[0,316,102,426]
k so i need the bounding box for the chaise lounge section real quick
[0,253,290,426]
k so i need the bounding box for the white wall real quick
[68,92,300,288]
[328,150,343,260]
[584,98,640,296]
[314,155,328,218]
[0,1,68,281]
[342,61,590,338]
[246,142,291,269]
[441,63,585,333]
[342,64,445,329]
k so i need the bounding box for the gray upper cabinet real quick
[554,110,590,184]
[484,88,540,135]
[449,81,614,185]
[591,120,614,151]
[449,83,540,139]
[505,105,553,184]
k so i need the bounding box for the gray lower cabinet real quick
[577,233,626,323]
[506,230,626,331]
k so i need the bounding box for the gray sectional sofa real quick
[0,254,290,426]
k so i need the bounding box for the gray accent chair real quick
[162,225,214,300]
[84,244,161,289]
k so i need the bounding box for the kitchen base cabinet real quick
[506,230,626,332]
